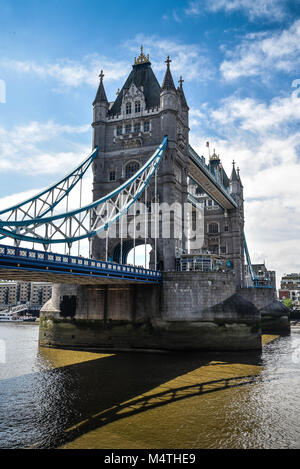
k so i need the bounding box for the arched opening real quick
[127,244,152,269]
[112,241,152,268]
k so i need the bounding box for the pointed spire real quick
[161,56,176,91]
[230,160,239,182]
[93,69,108,105]
[177,75,189,109]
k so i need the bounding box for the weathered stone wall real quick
[161,271,236,320]
[39,272,262,351]
[260,300,291,335]
[239,287,276,310]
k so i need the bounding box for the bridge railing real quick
[0,244,161,281]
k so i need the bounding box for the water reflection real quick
[0,324,300,449]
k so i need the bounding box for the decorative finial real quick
[165,55,172,67]
[237,167,240,176]
[99,70,104,82]
[210,148,219,160]
[134,46,150,65]
[179,76,184,87]
[116,88,120,96]
[232,159,235,167]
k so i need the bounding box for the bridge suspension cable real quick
[243,232,258,283]
[0,137,168,249]
[0,147,98,245]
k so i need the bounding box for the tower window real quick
[117,125,122,136]
[126,102,131,115]
[144,121,150,132]
[224,225,229,232]
[134,122,141,133]
[196,187,204,196]
[109,171,116,182]
[125,124,131,134]
[208,223,219,234]
[125,161,140,179]
[135,101,141,113]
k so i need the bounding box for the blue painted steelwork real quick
[0,147,98,244]
[243,232,257,283]
[243,232,273,289]
[0,244,161,284]
[187,192,203,208]
[0,137,168,246]
[0,147,98,217]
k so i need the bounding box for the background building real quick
[0,280,52,309]
[279,273,300,308]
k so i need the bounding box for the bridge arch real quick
[112,239,155,268]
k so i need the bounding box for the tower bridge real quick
[0,47,281,350]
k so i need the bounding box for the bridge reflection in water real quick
[2,324,300,449]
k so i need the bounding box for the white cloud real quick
[0,54,129,88]
[0,121,90,175]
[185,0,287,21]
[123,35,214,82]
[0,36,214,91]
[220,19,300,80]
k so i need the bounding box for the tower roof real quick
[177,76,189,109]
[161,56,176,91]
[93,70,108,105]
[230,160,239,182]
[108,49,161,116]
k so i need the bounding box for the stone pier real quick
[40,271,264,352]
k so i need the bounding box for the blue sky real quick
[0,0,300,283]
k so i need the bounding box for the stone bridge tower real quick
[92,47,244,285]
[92,48,190,271]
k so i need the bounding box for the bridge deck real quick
[0,245,161,285]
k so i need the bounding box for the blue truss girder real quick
[0,147,98,218]
[0,137,168,245]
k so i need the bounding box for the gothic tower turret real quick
[91,48,190,270]
[92,70,108,150]
[229,160,245,287]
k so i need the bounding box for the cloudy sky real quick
[0,0,300,285]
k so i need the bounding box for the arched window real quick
[125,161,140,179]
[208,223,219,234]
[135,101,141,113]
[126,102,131,115]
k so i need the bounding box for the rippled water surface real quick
[0,323,300,449]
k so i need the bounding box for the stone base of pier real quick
[39,273,263,351]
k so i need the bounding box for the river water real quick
[0,323,300,449]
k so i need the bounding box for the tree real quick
[283,298,293,309]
